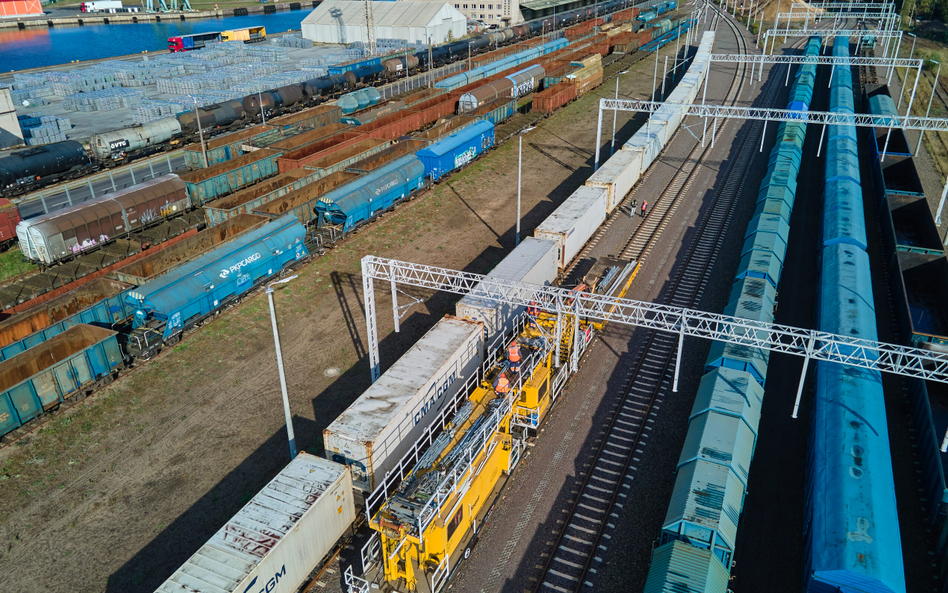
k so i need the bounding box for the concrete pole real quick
[888,32,902,84]
[898,33,917,110]
[192,97,208,168]
[517,133,522,246]
[267,277,299,461]
[652,46,660,99]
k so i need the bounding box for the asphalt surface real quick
[16,152,187,218]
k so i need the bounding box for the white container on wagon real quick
[456,237,558,340]
[155,452,354,593]
[535,186,608,270]
[586,149,642,213]
[324,316,484,492]
[623,125,665,173]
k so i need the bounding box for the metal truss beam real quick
[598,98,948,133]
[787,1,894,12]
[763,28,902,40]
[361,257,948,387]
[708,54,921,68]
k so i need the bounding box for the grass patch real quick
[0,248,37,282]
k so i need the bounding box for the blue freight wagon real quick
[327,57,382,75]
[0,278,135,363]
[0,324,125,438]
[476,98,517,126]
[124,215,308,360]
[416,120,495,181]
[314,155,425,232]
[178,148,282,204]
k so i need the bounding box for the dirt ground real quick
[0,47,663,592]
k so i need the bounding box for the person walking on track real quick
[641,201,648,217]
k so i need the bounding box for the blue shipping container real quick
[126,215,308,343]
[0,324,124,438]
[327,57,382,75]
[416,120,495,181]
[314,155,425,232]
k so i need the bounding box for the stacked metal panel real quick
[804,37,906,593]
[643,36,822,589]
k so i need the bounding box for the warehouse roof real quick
[303,1,464,27]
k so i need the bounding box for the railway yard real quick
[0,2,945,593]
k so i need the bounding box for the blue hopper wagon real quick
[124,215,308,360]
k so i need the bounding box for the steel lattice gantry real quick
[361,257,948,418]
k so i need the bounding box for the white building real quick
[302,1,467,46]
[0,89,24,150]
[448,0,523,26]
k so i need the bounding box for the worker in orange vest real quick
[493,373,510,394]
[508,341,522,373]
[641,201,648,217]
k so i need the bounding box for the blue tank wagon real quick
[124,215,308,360]
[314,155,426,233]
[0,324,125,439]
[416,120,495,181]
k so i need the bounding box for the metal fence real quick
[379,61,467,100]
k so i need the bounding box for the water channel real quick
[0,8,314,72]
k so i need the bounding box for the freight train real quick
[150,29,716,593]
[0,0,645,199]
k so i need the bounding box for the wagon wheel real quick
[165,335,180,347]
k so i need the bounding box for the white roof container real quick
[324,316,484,492]
[155,452,355,593]
[586,148,642,214]
[535,186,608,269]
[455,237,558,340]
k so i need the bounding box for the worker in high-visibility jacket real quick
[493,373,510,394]
[508,341,522,373]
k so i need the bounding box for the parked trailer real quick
[416,120,495,181]
[456,237,559,340]
[324,316,484,492]
[178,149,282,204]
[266,104,343,132]
[0,324,124,438]
[155,453,355,593]
[202,169,313,227]
[111,214,269,286]
[301,137,393,178]
[253,171,362,226]
[124,215,308,359]
[183,124,275,170]
[0,278,133,363]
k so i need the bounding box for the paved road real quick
[17,153,187,219]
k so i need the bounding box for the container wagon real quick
[455,237,559,340]
[0,324,125,438]
[155,453,355,593]
[535,185,608,270]
[124,215,308,360]
[324,316,484,492]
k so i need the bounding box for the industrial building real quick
[0,0,42,18]
[0,89,24,149]
[301,1,467,46]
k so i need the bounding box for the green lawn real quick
[0,248,36,283]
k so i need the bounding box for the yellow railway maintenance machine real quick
[347,258,637,593]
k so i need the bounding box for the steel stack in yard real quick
[642,35,820,591]
[323,316,485,492]
[154,453,355,593]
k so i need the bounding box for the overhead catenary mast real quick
[363,0,377,57]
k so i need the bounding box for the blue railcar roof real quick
[643,541,730,593]
[316,154,420,207]
[819,244,878,341]
[416,121,494,158]
[689,366,763,436]
[677,411,756,487]
[663,458,744,552]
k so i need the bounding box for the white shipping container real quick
[456,237,559,340]
[535,186,608,269]
[155,453,354,593]
[586,148,642,213]
[623,125,665,173]
[324,316,484,492]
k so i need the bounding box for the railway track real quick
[532,13,813,593]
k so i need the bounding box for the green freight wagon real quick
[179,148,282,204]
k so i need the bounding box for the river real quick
[0,8,314,72]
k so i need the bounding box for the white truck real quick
[80,1,123,12]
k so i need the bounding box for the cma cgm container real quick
[416,120,495,181]
[456,237,559,340]
[155,453,355,593]
[535,186,608,269]
[324,316,484,492]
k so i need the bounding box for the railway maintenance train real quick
[0,0,655,199]
[149,27,714,593]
